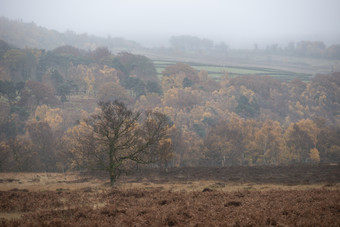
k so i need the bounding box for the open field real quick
[141,47,340,83]
[0,165,339,226]
[153,60,313,82]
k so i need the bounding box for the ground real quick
[0,164,339,226]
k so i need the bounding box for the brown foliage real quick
[0,165,339,226]
[0,188,339,226]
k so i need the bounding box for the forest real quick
[0,36,339,174]
[0,4,339,224]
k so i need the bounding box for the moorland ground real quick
[0,164,339,226]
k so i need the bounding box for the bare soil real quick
[0,164,339,226]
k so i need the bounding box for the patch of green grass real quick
[153,60,313,82]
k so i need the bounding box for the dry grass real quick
[0,172,104,192]
[116,179,340,192]
[1,171,339,193]
[0,165,339,226]
[0,187,339,226]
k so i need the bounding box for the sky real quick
[0,0,340,48]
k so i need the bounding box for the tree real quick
[3,49,36,82]
[146,81,163,95]
[33,105,64,131]
[182,77,193,88]
[20,80,60,110]
[0,137,36,171]
[0,39,11,60]
[284,119,319,163]
[96,82,131,104]
[114,52,158,81]
[203,117,245,167]
[123,76,146,98]
[91,47,111,63]
[309,148,320,163]
[248,120,284,164]
[26,120,56,171]
[162,63,198,83]
[0,80,17,103]
[235,95,259,118]
[50,69,64,88]
[316,125,340,163]
[70,101,170,186]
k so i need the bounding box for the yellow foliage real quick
[319,94,327,105]
[198,69,208,81]
[84,68,95,93]
[295,119,319,144]
[202,111,213,118]
[62,121,91,169]
[34,105,63,130]
[309,148,320,163]
[98,65,120,84]
[329,145,340,155]
[240,86,255,102]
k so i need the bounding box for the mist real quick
[1,0,340,49]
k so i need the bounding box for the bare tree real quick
[77,100,169,186]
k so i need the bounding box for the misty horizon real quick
[1,0,340,49]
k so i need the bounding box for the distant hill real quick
[0,17,142,51]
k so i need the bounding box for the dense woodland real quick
[0,36,339,173]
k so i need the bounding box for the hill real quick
[0,17,141,51]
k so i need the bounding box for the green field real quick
[153,60,313,82]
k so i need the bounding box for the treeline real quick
[168,35,340,60]
[0,41,339,172]
[169,35,229,55]
[265,41,340,59]
[0,17,141,51]
[3,16,339,61]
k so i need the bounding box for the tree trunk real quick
[110,172,117,187]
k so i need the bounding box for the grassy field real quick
[0,165,339,226]
[153,60,313,82]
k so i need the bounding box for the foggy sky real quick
[1,0,340,48]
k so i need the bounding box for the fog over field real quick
[1,0,340,48]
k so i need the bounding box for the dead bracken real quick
[0,186,339,226]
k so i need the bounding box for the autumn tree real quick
[26,120,56,171]
[153,125,176,169]
[315,122,340,163]
[0,136,36,171]
[33,105,64,131]
[113,52,158,81]
[123,76,146,98]
[3,49,36,82]
[0,40,11,60]
[235,95,259,118]
[146,81,163,95]
[96,82,131,104]
[161,63,199,91]
[0,140,10,171]
[68,101,170,186]
[19,80,60,110]
[60,121,95,171]
[248,120,285,164]
[284,119,320,163]
[203,117,245,166]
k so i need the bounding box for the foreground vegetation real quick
[1,188,339,226]
[0,165,339,226]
